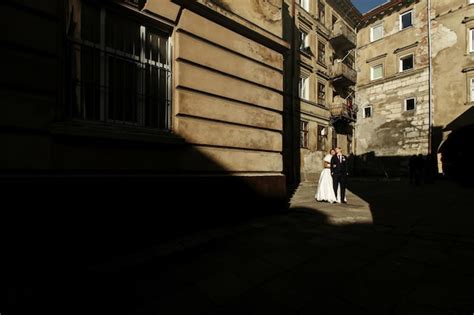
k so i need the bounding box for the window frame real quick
[318,82,326,105]
[363,105,373,118]
[370,23,384,42]
[399,10,413,30]
[318,41,326,64]
[404,97,416,111]
[317,125,327,151]
[469,28,474,53]
[299,77,310,100]
[399,53,415,72]
[470,77,474,102]
[318,0,326,23]
[370,63,384,81]
[299,0,309,11]
[66,1,172,130]
[300,121,309,149]
[300,29,309,50]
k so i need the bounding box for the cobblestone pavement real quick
[15,179,474,314]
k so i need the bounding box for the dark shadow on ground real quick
[3,179,473,315]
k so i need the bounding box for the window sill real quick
[399,25,414,32]
[49,121,186,145]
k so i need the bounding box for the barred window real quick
[66,1,171,130]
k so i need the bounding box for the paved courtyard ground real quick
[6,179,474,314]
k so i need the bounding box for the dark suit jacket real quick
[331,154,348,176]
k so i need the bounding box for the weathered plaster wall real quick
[197,0,283,37]
[356,0,430,164]
[356,69,430,156]
[431,0,474,140]
[171,7,285,174]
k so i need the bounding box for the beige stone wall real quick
[431,0,474,145]
[196,0,283,38]
[291,0,358,182]
[356,0,430,159]
[356,68,430,156]
[170,7,285,174]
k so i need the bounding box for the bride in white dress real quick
[315,149,346,203]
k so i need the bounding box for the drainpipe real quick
[427,0,433,154]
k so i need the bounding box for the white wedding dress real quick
[315,154,346,203]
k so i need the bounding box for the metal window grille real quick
[66,2,171,130]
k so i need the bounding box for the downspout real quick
[427,0,433,154]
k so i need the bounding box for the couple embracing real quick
[315,147,348,204]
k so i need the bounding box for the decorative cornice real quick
[462,16,474,24]
[366,53,388,64]
[360,0,419,29]
[393,41,419,54]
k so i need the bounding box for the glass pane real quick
[106,12,140,55]
[401,12,412,29]
[372,25,383,40]
[402,56,413,70]
[406,99,415,110]
[373,65,383,79]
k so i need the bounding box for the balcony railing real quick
[330,21,356,51]
[329,103,358,122]
[331,62,356,87]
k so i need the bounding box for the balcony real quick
[329,102,358,123]
[330,21,356,51]
[331,62,356,87]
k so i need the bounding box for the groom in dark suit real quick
[331,147,348,203]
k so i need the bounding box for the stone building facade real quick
[355,0,430,176]
[431,0,474,178]
[0,0,289,265]
[355,0,474,177]
[286,0,360,183]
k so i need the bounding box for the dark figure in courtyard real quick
[331,147,348,203]
[414,154,425,186]
[408,154,417,184]
[424,154,437,184]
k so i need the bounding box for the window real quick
[400,10,413,30]
[318,0,325,23]
[300,121,309,149]
[470,28,474,53]
[318,41,326,64]
[331,128,337,149]
[400,54,414,72]
[370,23,383,42]
[299,0,309,11]
[317,125,327,151]
[470,78,474,102]
[300,30,309,50]
[405,98,416,111]
[299,77,309,100]
[67,1,171,129]
[371,64,384,80]
[332,15,338,30]
[318,82,326,105]
[363,106,372,118]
